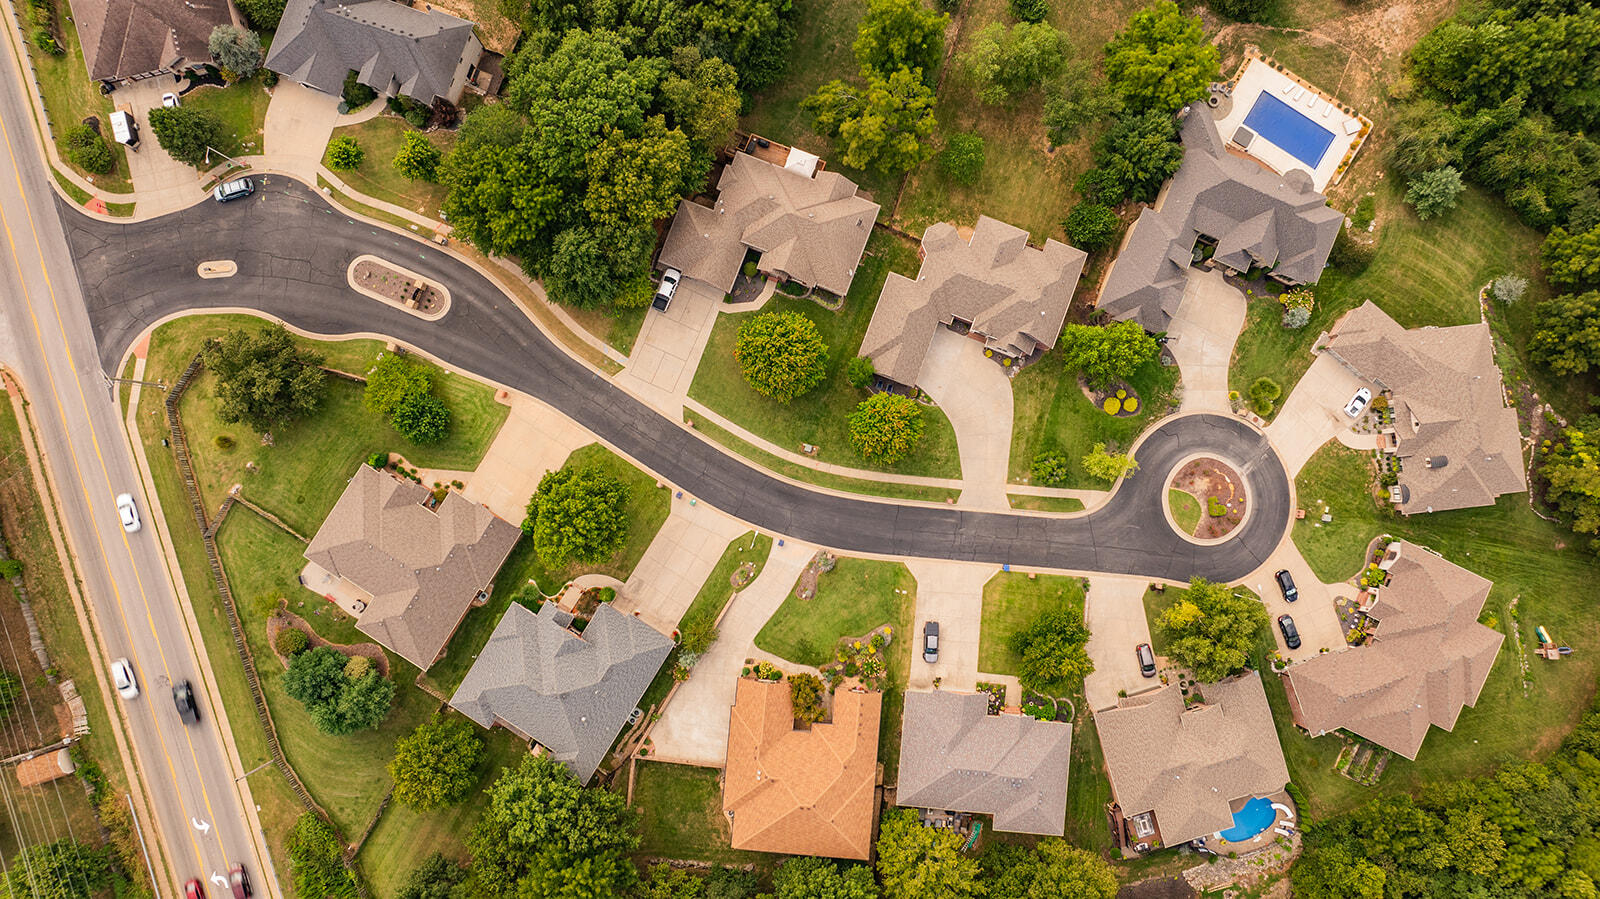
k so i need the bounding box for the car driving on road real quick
[229,865,253,898]
[1345,387,1372,418]
[1274,569,1298,603]
[116,493,140,532]
[922,621,939,663]
[185,879,206,899]
[173,680,200,724]
[111,658,138,699]
[1278,614,1301,650]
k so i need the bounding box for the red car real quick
[230,866,252,899]
[185,880,206,899]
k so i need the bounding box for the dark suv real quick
[1277,615,1301,650]
[922,621,939,663]
[1274,569,1298,603]
[173,680,200,725]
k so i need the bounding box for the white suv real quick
[115,493,140,532]
[653,269,681,311]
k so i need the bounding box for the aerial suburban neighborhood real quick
[0,0,1596,893]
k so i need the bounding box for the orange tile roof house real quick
[723,678,882,860]
[1320,301,1526,514]
[1282,542,1503,760]
[304,464,520,670]
[860,215,1087,390]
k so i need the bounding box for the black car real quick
[173,680,200,725]
[1136,643,1156,677]
[922,621,939,663]
[1277,615,1301,650]
[1274,569,1299,603]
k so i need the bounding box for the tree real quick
[286,813,359,899]
[1541,426,1600,546]
[765,858,879,899]
[395,131,443,181]
[1531,291,1600,375]
[849,393,926,464]
[1102,0,1218,117]
[202,325,327,433]
[326,135,365,170]
[1063,201,1120,251]
[524,463,631,567]
[983,841,1118,899]
[961,21,1069,105]
[63,124,113,174]
[1057,321,1160,388]
[705,867,758,899]
[1155,578,1268,682]
[1081,442,1138,482]
[283,646,395,735]
[1544,224,1600,290]
[1010,0,1048,22]
[208,25,263,78]
[735,311,830,402]
[275,628,308,657]
[1211,0,1273,23]
[1249,376,1282,415]
[804,67,938,173]
[1405,165,1465,220]
[875,808,982,899]
[1007,608,1092,692]
[788,673,826,724]
[846,356,877,388]
[584,117,698,231]
[639,864,706,899]
[853,0,948,80]
[660,48,742,151]
[392,393,452,444]
[4,838,112,899]
[1042,66,1123,146]
[364,354,433,416]
[147,106,222,166]
[389,714,485,810]
[543,224,656,309]
[939,133,986,185]
[1081,111,1183,204]
[234,0,285,29]
[1290,846,1387,899]
[1491,274,1530,304]
[398,854,468,899]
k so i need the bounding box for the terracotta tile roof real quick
[68,0,232,82]
[860,216,1087,387]
[1321,301,1526,514]
[1094,673,1288,847]
[659,152,880,295]
[1283,543,1503,760]
[895,690,1072,835]
[305,465,520,670]
[723,678,882,859]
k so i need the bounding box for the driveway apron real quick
[615,500,748,635]
[905,559,996,691]
[915,327,1011,510]
[263,81,342,180]
[114,79,203,216]
[617,278,720,416]
[1168,268,1247,414]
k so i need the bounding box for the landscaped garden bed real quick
[1080,378,1142,417]
[267,601,391,678]
[350,256,448,316]
[1168,457,1247,539]
[976,681,1007,714]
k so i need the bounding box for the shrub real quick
[1280,287,1314,312]
[1349,194,1376,230]
[1063,201,1120,251]
[1011,0,1048,22]
[1329,227,1377,273]
[754,661,783,681]
[1208,495,1227,517]
[742,260,759,278]
[343,655,373,679]
[1491,274,1529,305]
[342,70,377,109]
[366,451,388,468]
[1282,306,1311,329]
[1103,396,1121,414]
[64,124,114,174]
[846,356,876,389]
[1248,377,1282,415]
[275,628,309,656]
[789,673,826,723]
[938,133,986,185]
[0,560,21,580]
[1124,395,1140,412]
[1405,165,1464,220]
[1032,452,1071,486]
[32,29,61,54]
[325,136,364,170]
[214,434,236,450]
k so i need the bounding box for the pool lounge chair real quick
[1291,86,1305,101]
[1307,98,1321,113]
[1281,82,1295,95]
[1343,118,1363,135]
[1323,103,1334,117]
[1275,826,1295,837]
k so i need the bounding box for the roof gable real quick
[264,0,479,104]
[68,0,233,81]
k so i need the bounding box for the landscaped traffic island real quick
[1167,456,1247,540]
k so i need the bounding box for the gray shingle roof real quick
[449,602,673,783]
[264,0,480,105]
[1098,106,1344,332]
[304,465,519,670]
[68,0,232,82]
[860,216,1087,387]
[895,690,1072,835]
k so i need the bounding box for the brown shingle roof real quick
[723,678,881,860]
[1094,673,1288,847]
[659,152,880,295]
[1283,543,1502,760]
[860,216,1087,387]
[69,0,234,82]
[305,465,520,670]
[15,749,74,788]
[1321,301,1526,513]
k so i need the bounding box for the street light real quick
[203,145,236,167]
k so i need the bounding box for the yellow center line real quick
[0,108,236,881]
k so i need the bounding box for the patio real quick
[299,560,372,617]
[1210,53,1370,192]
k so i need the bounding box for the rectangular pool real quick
[1241,92,1336,169]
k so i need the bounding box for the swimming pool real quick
[1218,796,1276,841]
[1241,93,1336,168]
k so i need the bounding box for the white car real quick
[116,493,140,533]
[161,92,180,108]
[111,658,139,699]
[652,268,681,312]
[1344,387,1372,418]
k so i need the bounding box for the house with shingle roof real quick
[68,0,233,84]
[659,150,880,297]
[1320,301,1525,514]
[303,464,519,670]
[1282,542,1502,760]
[1098,105,1343,332]
[859,216,1087,390]
[449,602,672,783]
[895,690,1072,835]
[265,0,484,106]
[1095,672,1288,848]
[723,678,881,860]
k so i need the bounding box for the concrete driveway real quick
[615,500,749,635]
[617,277,721,416]
[915,327,1008,510]
[456,394,597,522]
[1239,539,1352,663]
[905,560,997,691]
[647,539,814,766]
[263,80,342,179]
[113,78,203,216]
[1083,576,1159,711]
[1265,353,1369,476]
[1169,269,1247,413]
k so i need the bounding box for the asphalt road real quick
[63,179,1292,582]
[0,61,272,897]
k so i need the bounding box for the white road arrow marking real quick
[211,873,228,889]
[192,817,210,835]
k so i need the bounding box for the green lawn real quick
[688,229,961,478]
[679,532,775,639]
[1009,354,1178,486]
[21,0,133,191]
[569,303,650,357]
[1006,494,1087,514]
[324,115,455,218]
[629,761,780,868]
[1168,489,1200,535]
[1066,709,1114,855]
[977,572,1086,688]
[182,79,272,160]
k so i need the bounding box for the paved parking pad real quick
[906,560,996,690]
[617,278,721,415]
[1083,576,1159,711]
[1266,353,1368,477]
[1241,541,1351,663]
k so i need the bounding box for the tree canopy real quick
[848,392,926,464]
[202,324,327,433]
[875,809,983,899]
[735,311,831,402]
[1404,165,1465,220]
[765,858,879,899]
[389,714,485,810]
[1102,0,1218,117]
[1063,201,1121,251]
[1155,578,1269,682]
[3,839,111,899]
[960,21,1069,105]
[1545,224,1600,290]
[1079,110,1184,204]
[1081,442,1139,482]
[282,646,395,735]
[208,25,263,78]
[397,854,469,899]
[524,462,631,567]
[981,841,1118,899]
[1531,291,1600,375]
[286,814,360,899]
[147,106,222,167]
[853,0,948,80]
[1057,321,1160,389]
[1007,607,1093,693]
[803,66,938,173]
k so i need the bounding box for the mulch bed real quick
[792,551,835,601]
[1170,457,1246,539]
[1077,376,1142,417]
[353,259,443,313]
[266,601,390,678]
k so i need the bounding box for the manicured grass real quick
[629,761,779,867]
[50,167,90,203]
[1009,355,1178,487]
[689,229,961,478]
[1006,494,1086,514]
[106,201,134,216]
[182,79,271,159]
[1168,488,1200,534]
[21,1,133,191]
[317,175,441,242]
[568,303,650,357]
[324,115,455,218]
[977,572,1086,687]
[683,411,961,503]
[680,532,775,638]
[1066,708,1114,854]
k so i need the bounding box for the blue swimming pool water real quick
[1218,796,1276,841]
[1241,93,1336,169]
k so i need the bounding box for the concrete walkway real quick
[615,499,749,635]
[1169,269,1247,413]
[915,328,1006,509]
[1265,352,1367,477]
[905,559,996,691]
[1082,575,1158,711]
[648,539,814,767]
[616,278,721,417]
[263,81,343,181]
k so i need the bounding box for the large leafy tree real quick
[804,66,938,173]
[960,21,1070,106]
[982,841,1118,899]
[639,863,706,899]
[1405,165,1465,220]
[3,839,111,899]
[1042,62,1123,146]
[1540,426,1600,546]
[147,106,222,166]
[1290,846,1389,899]
[364,354,434,417]
[765,858,879,899]
[1007,607,1093,692]
[660,47,742,150]
[848,393,926,463]
[1544,223,1600,290]
[208,25,263,78]
[544,224,657,309]
[1102,0,1217,117]
[1155,578,1268,682]
[202,324,327,433]
[397,854,468,899]
[282,646,395,735]
[735,311,831,402]
[1063,201,1120,251]
[1081,110,1184,204]
[584,117,698,231]
[875,809,982,899]
[1057,321,1160,389]
[1531,291,1600,375]
[394,132,443,181]
[389,714,485,810]
[391,394,451,444]
[524,462,631,567]
[852,0,947,79]
[286,814,359,899]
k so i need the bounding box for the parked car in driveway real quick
[161,92,180,108]
[653,268,681,311]
[213,177,254,203]
[1136,643,1156,677]
[1274,569,1298,603]
[111,657,138,699]
[173,680,200,724]
[922,621,939,663]
[1278,615,1301,650]
[1344,387,1372,418]
[116,493,140,532]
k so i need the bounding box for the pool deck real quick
[1210,789,1296,852]
[1211,54,1371,193]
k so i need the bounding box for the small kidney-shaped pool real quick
[1218,796,1276,842]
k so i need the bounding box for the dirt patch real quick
[352,259,444,313]
[266,602,390,678]
[1170,457,1247,539]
